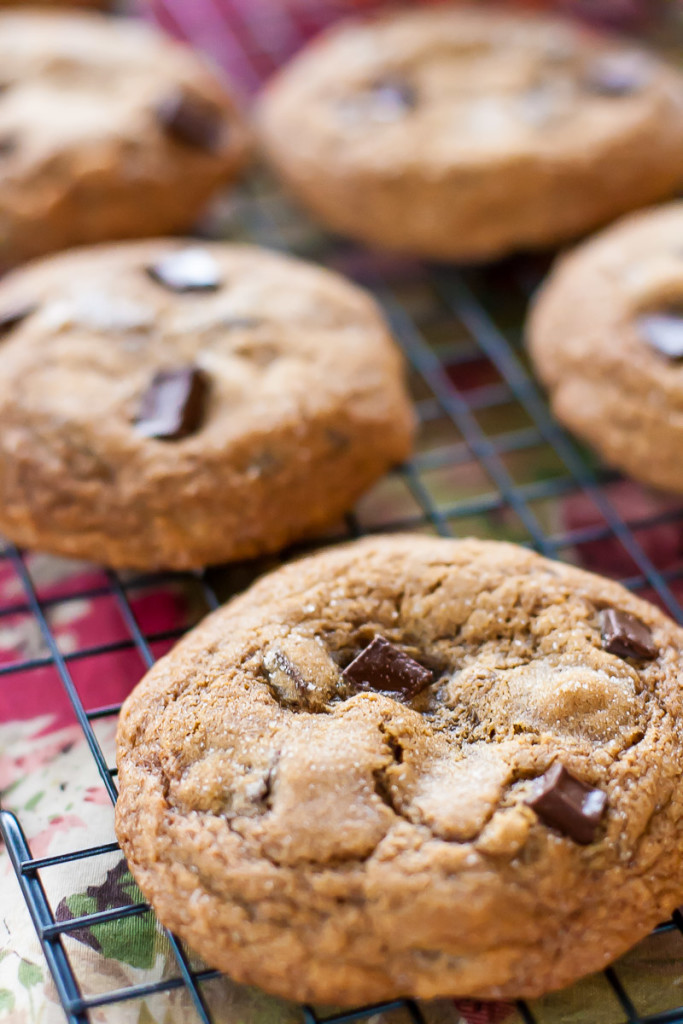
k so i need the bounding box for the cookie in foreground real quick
[0,11,248,265]
[528,200,683,494]
[0,240,414,568]
[115,534,683,1004]
[257,5,683,262]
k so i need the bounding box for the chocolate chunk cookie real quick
[528,201,683,493]
[0,11,248,266]
[115,534,683,1004]
[0,240,414,569]
[257,6,683,262]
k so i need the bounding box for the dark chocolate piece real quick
[583,53,652,96]
[134,366,209,441]
[527,762,607,845]
[600,608,657,659]
[268,650,308,696]
[146,248,222,293]
[637,312,683,360]
[342,635,433,700]
[156,90,224,151]
[0,300,36,336]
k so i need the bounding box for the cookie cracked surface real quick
[528,201,683,494]
[257,6,683,261]
[116,535,683,1004]
[0,11,248,265]
[0,240,413,569]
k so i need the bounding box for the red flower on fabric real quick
[454,1000,517,1024]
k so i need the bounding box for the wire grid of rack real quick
[3,3,683,1024]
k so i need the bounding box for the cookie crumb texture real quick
[528,201,683,494]
[0,240,414,569]
[257,6,683,261]
[115,535,683,1004]
[0,12,248,266]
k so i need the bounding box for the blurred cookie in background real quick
[257,5,683,262]
[528,202,683,496]
[0,238,414,569]
[0,12,249,267]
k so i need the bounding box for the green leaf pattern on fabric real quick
[17,960,42,989]
[63,874,157,969]
[90,913,157,970]
[23,791,44,812]
[65,893,98,918]
[0,988,15,1014]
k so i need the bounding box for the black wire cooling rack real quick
[3,4,683,1024]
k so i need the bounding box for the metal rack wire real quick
[3,4,683,1024]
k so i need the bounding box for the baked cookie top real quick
[257,6,683,259]
[528,201,683,493]
[116,534,683,1004]
[0,11,248,263]
[261,6,681,168]
[0,240,413,569]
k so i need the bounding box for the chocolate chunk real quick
[156,90,224,152]
[369,77,417,120]
[637,311,683,360]
[342,635,433,700]
[134,366,208,440]
[146,248,222,293]
[527,762,607,844]
[600,608,657,659]
[0,300,36,336]
[265,649,308,696]
[583,53,652,96]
